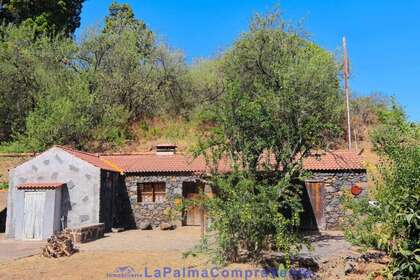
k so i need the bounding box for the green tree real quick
[196,10,342,265]
[0,0,84,35]
[344,105,420,279]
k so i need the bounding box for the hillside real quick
[0,117,380,186]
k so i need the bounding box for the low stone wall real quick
[65,223,105,243]
[125,174,202,228]
[310,171,368,229]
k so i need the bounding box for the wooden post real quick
[343,36,352,150]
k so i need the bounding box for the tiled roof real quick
[100,150,365,174]
[17,182,65,190]
[100,153,205,173]
[56,146,122,173]
[303,150,365,171]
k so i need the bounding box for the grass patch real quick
[131,117,200,153]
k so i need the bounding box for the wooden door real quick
[185,193,201,226]
[23,191,45,240]
[183,182,203,226]
[303,181,325,230]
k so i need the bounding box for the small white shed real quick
[5,146,122,240]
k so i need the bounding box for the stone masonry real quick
[310,171,368,229]
[125,174,203,228]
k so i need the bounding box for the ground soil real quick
[0,227,386,280]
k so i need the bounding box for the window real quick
[137,183,166,203]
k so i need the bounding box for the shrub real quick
[344,106,420,279]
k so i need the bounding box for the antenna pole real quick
[343,36,352,150]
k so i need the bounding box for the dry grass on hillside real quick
[115,118,201,154]
[0,156,32,183]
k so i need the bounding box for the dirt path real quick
[0,228,385,280]
[79,226,202,252]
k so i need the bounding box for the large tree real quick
[0,0,84,35]
[197,10,342,264]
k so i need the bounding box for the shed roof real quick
[55,146,122,173]
[16,182,65,190]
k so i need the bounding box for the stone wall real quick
[65,223,105,243]
[310,171,368,229]
[125,174,202,228]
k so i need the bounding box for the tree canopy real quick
[0,0,84,35]
[195,10,342,264]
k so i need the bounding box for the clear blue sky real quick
[78,0,420,121]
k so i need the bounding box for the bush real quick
[344,106,420,279]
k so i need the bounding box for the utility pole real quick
[342,36,352,150]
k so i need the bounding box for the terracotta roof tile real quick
[17,182,64,190]
[303,150,365,171]
[100,150,365,174]
[56,146,122,173]
[100,153,205,173]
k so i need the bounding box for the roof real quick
[303,150,365,171]
[100,150,365,174]
[16,182,65,190]
[55,146,122,173]
[100,153,205,173]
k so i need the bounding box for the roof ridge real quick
[54,145,121,173]
[54,145,99,158]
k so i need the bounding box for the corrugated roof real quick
[56,146,122,173]
[100,150,365,174]
[17,182,64,190]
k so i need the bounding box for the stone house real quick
[6,144,367,240]
[102,144,367,230]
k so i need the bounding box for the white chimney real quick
[155,144,177,155]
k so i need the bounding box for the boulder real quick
[159,222,174,230]
[344,261,355,275]
[139,221,152,230]
[111,227,124,233]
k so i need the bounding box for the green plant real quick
[0,182,8,190]
[344,106,420,279]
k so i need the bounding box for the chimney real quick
[155,144,177,155]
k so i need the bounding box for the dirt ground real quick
[0,228,385,280]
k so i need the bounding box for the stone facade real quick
[125,174,203,228]
[310,171,368,229]
[123,171,367,230]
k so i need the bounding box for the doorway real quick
[23,191,45,240]
[301,181,326,231]
[182,182,204,226]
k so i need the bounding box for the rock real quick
[344,261,355,275]
[159,222,174,230]
[139,221,152,230]
[111,227,124,233]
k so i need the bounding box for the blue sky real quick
[78,0,420,121]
